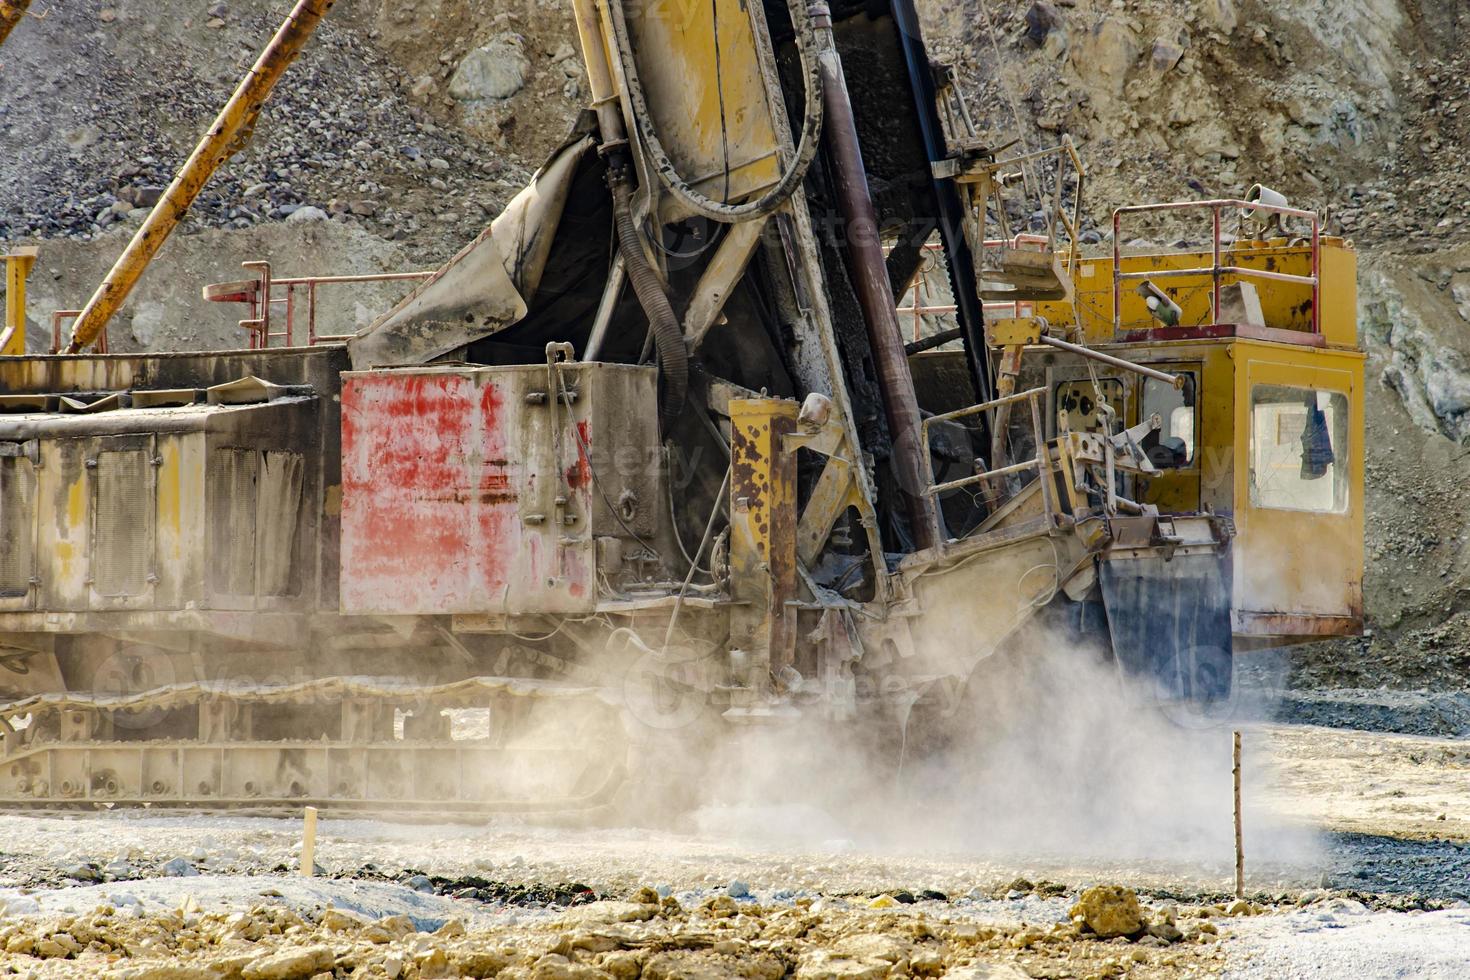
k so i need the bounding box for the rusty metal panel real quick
[340,364,658,617]
[37,439,90,611]
[92,445,154,598]
[0,394,321,621]
[152,431,206,611]
[727,398,799,673]
[341,370,522,616]
[209,448,259,600]
[0,453,35,602]
[257,451,305,597]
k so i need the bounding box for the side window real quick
[1141,373,1196,469]
[1057,379,1123,434]
[1249,385,1348,513]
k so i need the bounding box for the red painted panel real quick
[340,371,517,615]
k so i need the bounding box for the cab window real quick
[1141,374,1196,469]
[1249,385,1348,513]
[1057,379,1123,434]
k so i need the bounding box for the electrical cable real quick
[662,463,732,655]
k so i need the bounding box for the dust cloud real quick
[656,631,1320,874]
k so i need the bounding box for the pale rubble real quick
[0,882,1237,980]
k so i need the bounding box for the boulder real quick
[450,34,531,102]
[1069,885,1143,938]
[1024,2,1064,45]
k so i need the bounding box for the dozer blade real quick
[1099,548,1233,707]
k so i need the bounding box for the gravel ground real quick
[0,723,1459,976]
[1221,903,1470,979]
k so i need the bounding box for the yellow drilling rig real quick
[0,0,1362,811]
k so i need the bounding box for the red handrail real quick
[210,261,436,349]
[1111,199,1320,335]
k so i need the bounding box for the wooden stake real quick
[1232,730,1244,900]
[301,805,318,878]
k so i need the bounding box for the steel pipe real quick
[816,39,939,550]
[1041,334,1182,387]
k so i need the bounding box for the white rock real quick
[449,34,531,101]
[160,857,199,877]
[285,206,328,224]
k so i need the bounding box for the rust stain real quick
[340,371,516,615]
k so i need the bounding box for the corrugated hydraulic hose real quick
[605,0,826,223]
[611,171,688,430]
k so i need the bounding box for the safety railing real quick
[919,385,1056,521]
[1111,199,1320,334]
[206,261,436,349]
[894,236,1049,341]
[49,310,107,354]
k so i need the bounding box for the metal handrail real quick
[1111,198,1321,335]
[50,310,107,354]
[210,261,436,348]
[920,385,1056,523]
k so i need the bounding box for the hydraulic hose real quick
[605,0,826,223]
[610,169,688,429]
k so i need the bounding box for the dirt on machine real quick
[0,0,1364,813]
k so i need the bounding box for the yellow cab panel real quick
[1025,228,1364,646]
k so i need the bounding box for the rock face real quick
[1069,885,1143,938]
[450,34,532,102]
[1360,253,1470,445]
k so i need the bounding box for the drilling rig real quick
[0,0,1363,811]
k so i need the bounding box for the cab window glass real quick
[1249,385,1348,513]
[1141,374,1196,469]
[1057,379,1123,434]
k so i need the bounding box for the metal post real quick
[284,283,295,347]
[729,398,801,674]
[65,0,334,353]
[1112,210,1122,332]
[815,32,940,550]
[1212,205,1222,325]
[242,261,273,348]
[300,805,318,877]
[0,248,37,356]
[308,283,318,345]
[1310,216,1321,335]
[1233,730,1244,899]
